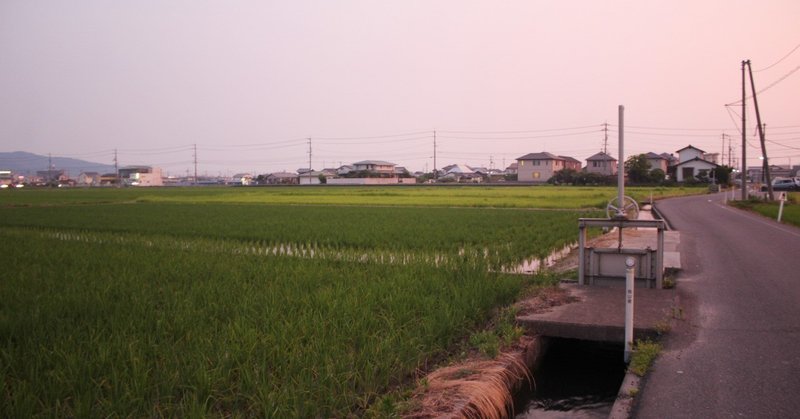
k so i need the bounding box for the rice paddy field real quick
[0,185,701,417]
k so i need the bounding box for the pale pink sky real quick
[1,1,799,176]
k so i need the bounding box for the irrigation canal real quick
[514,338,626,418]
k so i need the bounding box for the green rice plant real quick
[0,185,705,209]
[1,230,531,417]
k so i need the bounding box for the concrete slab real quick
[517,283,680,343]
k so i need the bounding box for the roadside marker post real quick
[624,256,635,363]
[777,192,787,222]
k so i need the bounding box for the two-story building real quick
[673,145,718,182]
[118,166,163,186]
[585,152,618,176]
[352,160,396,176]
[516,152,582,182]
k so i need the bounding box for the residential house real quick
[443,164,481,183]
[352,160,396,176]
[77,171,101,186]
[299,171,323,185]
[560,156,583,171]
[265,172,299,185]
[504,162,518,175]
[36,169,66,183]
[585,152,618,176]
[644,153,668,173]
[118,166,163,186]
[673,145,718,182]
[336,165,354,176]
[231,173,255,186]
[516,152,580,182]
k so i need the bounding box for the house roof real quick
[446,164,475,174]
[644,152,666,160]
[586,152,617,162]
[353,160,396,166]
[517,152,562,161]
[232,173,252,178]
[676,145,706,154]
[559,156,581,164]
[672,157,719,168]
[268,172,298,178]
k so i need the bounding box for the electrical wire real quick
[438,123,601,135]
[726,64,800,106]
[755,41,800,72]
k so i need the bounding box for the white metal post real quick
[618,105,625,217]
[624,256,635,363]
[578,224,586,285]
[778,192,786,222]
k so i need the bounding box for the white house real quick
[299,171,323,185]
[673,145,718,182]
[77,172,101,186]
[231,173,254,186]
[352,160,396,175]
[118,166,163,186]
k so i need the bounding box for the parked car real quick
[761,177,800,192]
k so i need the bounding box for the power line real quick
[438,129,601,140]
[438,123,601,135]
[726,64,800,105]
[755,41,800,72]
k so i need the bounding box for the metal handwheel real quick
[606,195,639,219]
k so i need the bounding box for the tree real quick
[625,154,652,184]
[650,168,666,183]
[711,165,733,185]
[547,168,579,185]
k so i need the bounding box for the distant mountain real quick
[0,151,116,176]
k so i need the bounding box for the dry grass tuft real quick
[404,344,534,419]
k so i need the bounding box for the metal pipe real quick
[618,105,625,216]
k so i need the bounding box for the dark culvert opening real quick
[514,338,627,418]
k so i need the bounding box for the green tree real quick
[548,168,578,185]
[711,165,733,185]
[625,154,652,184]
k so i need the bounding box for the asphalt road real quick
[632,192,800,418]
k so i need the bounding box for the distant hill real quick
[0,151,116,176]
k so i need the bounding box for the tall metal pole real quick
[741,61,748,200]
[307,138,312,171]
[618,105,625,216]
[193,143,198,185]
[433,130,437,179]
[746,61,774,201]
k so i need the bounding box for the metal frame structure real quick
[577,218,666,289]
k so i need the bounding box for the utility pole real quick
[433,130,437,179]
[728,135,733,167]
[746,61,774,201]
[193,144,198,185]
[603,121,609,154]
[114,149,120,187]
[741,60,748,200]
[721,133,726,166]
[307,138,312,171]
